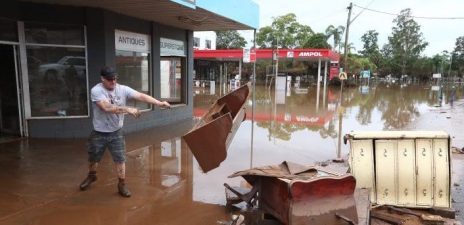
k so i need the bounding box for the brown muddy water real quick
[0,82,463,224]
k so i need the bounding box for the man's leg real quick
[108,130,131,197]
[116,162,131,197]
[80,131,106,191]
[79,162,98,190]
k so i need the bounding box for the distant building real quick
[193,31,216,50]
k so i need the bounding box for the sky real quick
[241,0,464,57]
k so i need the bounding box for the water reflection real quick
[193,82,463,169]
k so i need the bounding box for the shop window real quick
[25,22,88,118]
[205,39,211,49]
[27,47,87,117]
[193,37,200,48]
[160,57,184,103]
[115,50,151,110]
[0,18,18,42]
[25,22,84,45]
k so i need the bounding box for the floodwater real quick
[0,81,463,224]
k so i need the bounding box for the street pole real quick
[250,29,256,169]
[343,2,353,74]
[335,79,344,162]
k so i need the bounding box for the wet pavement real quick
[1,82,464,224]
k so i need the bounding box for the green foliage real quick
[215,30,247,49]
[303,33,330,49]
[452,36,464,76]
[387,8,428,75]
[325,25,345,52]
[256,13,314,49]
[359,30,382,68]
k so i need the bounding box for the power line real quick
[353,4,464,20]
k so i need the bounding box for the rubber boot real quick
[79,171,97,191]
[118,178,131,197]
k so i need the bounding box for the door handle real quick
[404,188,408,196]
[422,148,426,156]
[384,189,389,196]
[438,148,443,157]
[439,190,443,198]
[403,149,407,157]
[384,149,388,157]
[360,148,364,156]
[423,189,427,196]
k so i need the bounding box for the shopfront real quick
[0,0,258,138]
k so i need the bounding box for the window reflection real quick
[160,57,184,103]
[27,47,88,117]
[160,138,182,188]
[116,50,150,110]
[25,22,84,45]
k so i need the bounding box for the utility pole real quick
[343,2,353,74]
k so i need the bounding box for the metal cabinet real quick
[397,140,416,206]
[433,139,450,207]
[375,140,397,205]
[350,139,375,202]
[416,139,433,206]
[347,131,451,208]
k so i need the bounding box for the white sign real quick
[432,73,442,79]
[287,51,294,58]
[160,38,185,56]
[115,29,150,52]
[243,48,251,63]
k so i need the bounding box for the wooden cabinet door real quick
[433,139,450,207]
[350,140,375,202]
[416,139,433,206]
[397,140,416,206]
[375,140,397,205]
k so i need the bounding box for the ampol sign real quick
[298,51,323,57]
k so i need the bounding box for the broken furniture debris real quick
[183,83,250,173]
[226,161,361,225]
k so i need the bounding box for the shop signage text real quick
[298,51,323,57]
[160,38,185,56]
[115,29,151,52]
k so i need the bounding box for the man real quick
[79,66,170,197]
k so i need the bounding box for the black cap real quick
[100,66,117,78]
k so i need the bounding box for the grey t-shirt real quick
[91,83,138,132]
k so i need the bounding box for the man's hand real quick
[161,101,171,109]
[127,107,141,118]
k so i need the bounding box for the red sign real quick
[250,48,256,62]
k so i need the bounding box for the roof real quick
[22,0,259,30]
[194,49,341,62]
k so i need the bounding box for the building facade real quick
[0,0,258,138]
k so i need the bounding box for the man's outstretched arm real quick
[95,100,141,117]
[134,92,171,108]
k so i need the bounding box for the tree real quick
[359,30,382,68]
[387,8,428,75]
[216,30,247,49]
[325,25,345,52]
[256,13,314,49]
[303,33,330,49]
[452,36,464,76]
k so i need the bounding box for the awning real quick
[22,0,259,30]
[194,49,341,62]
